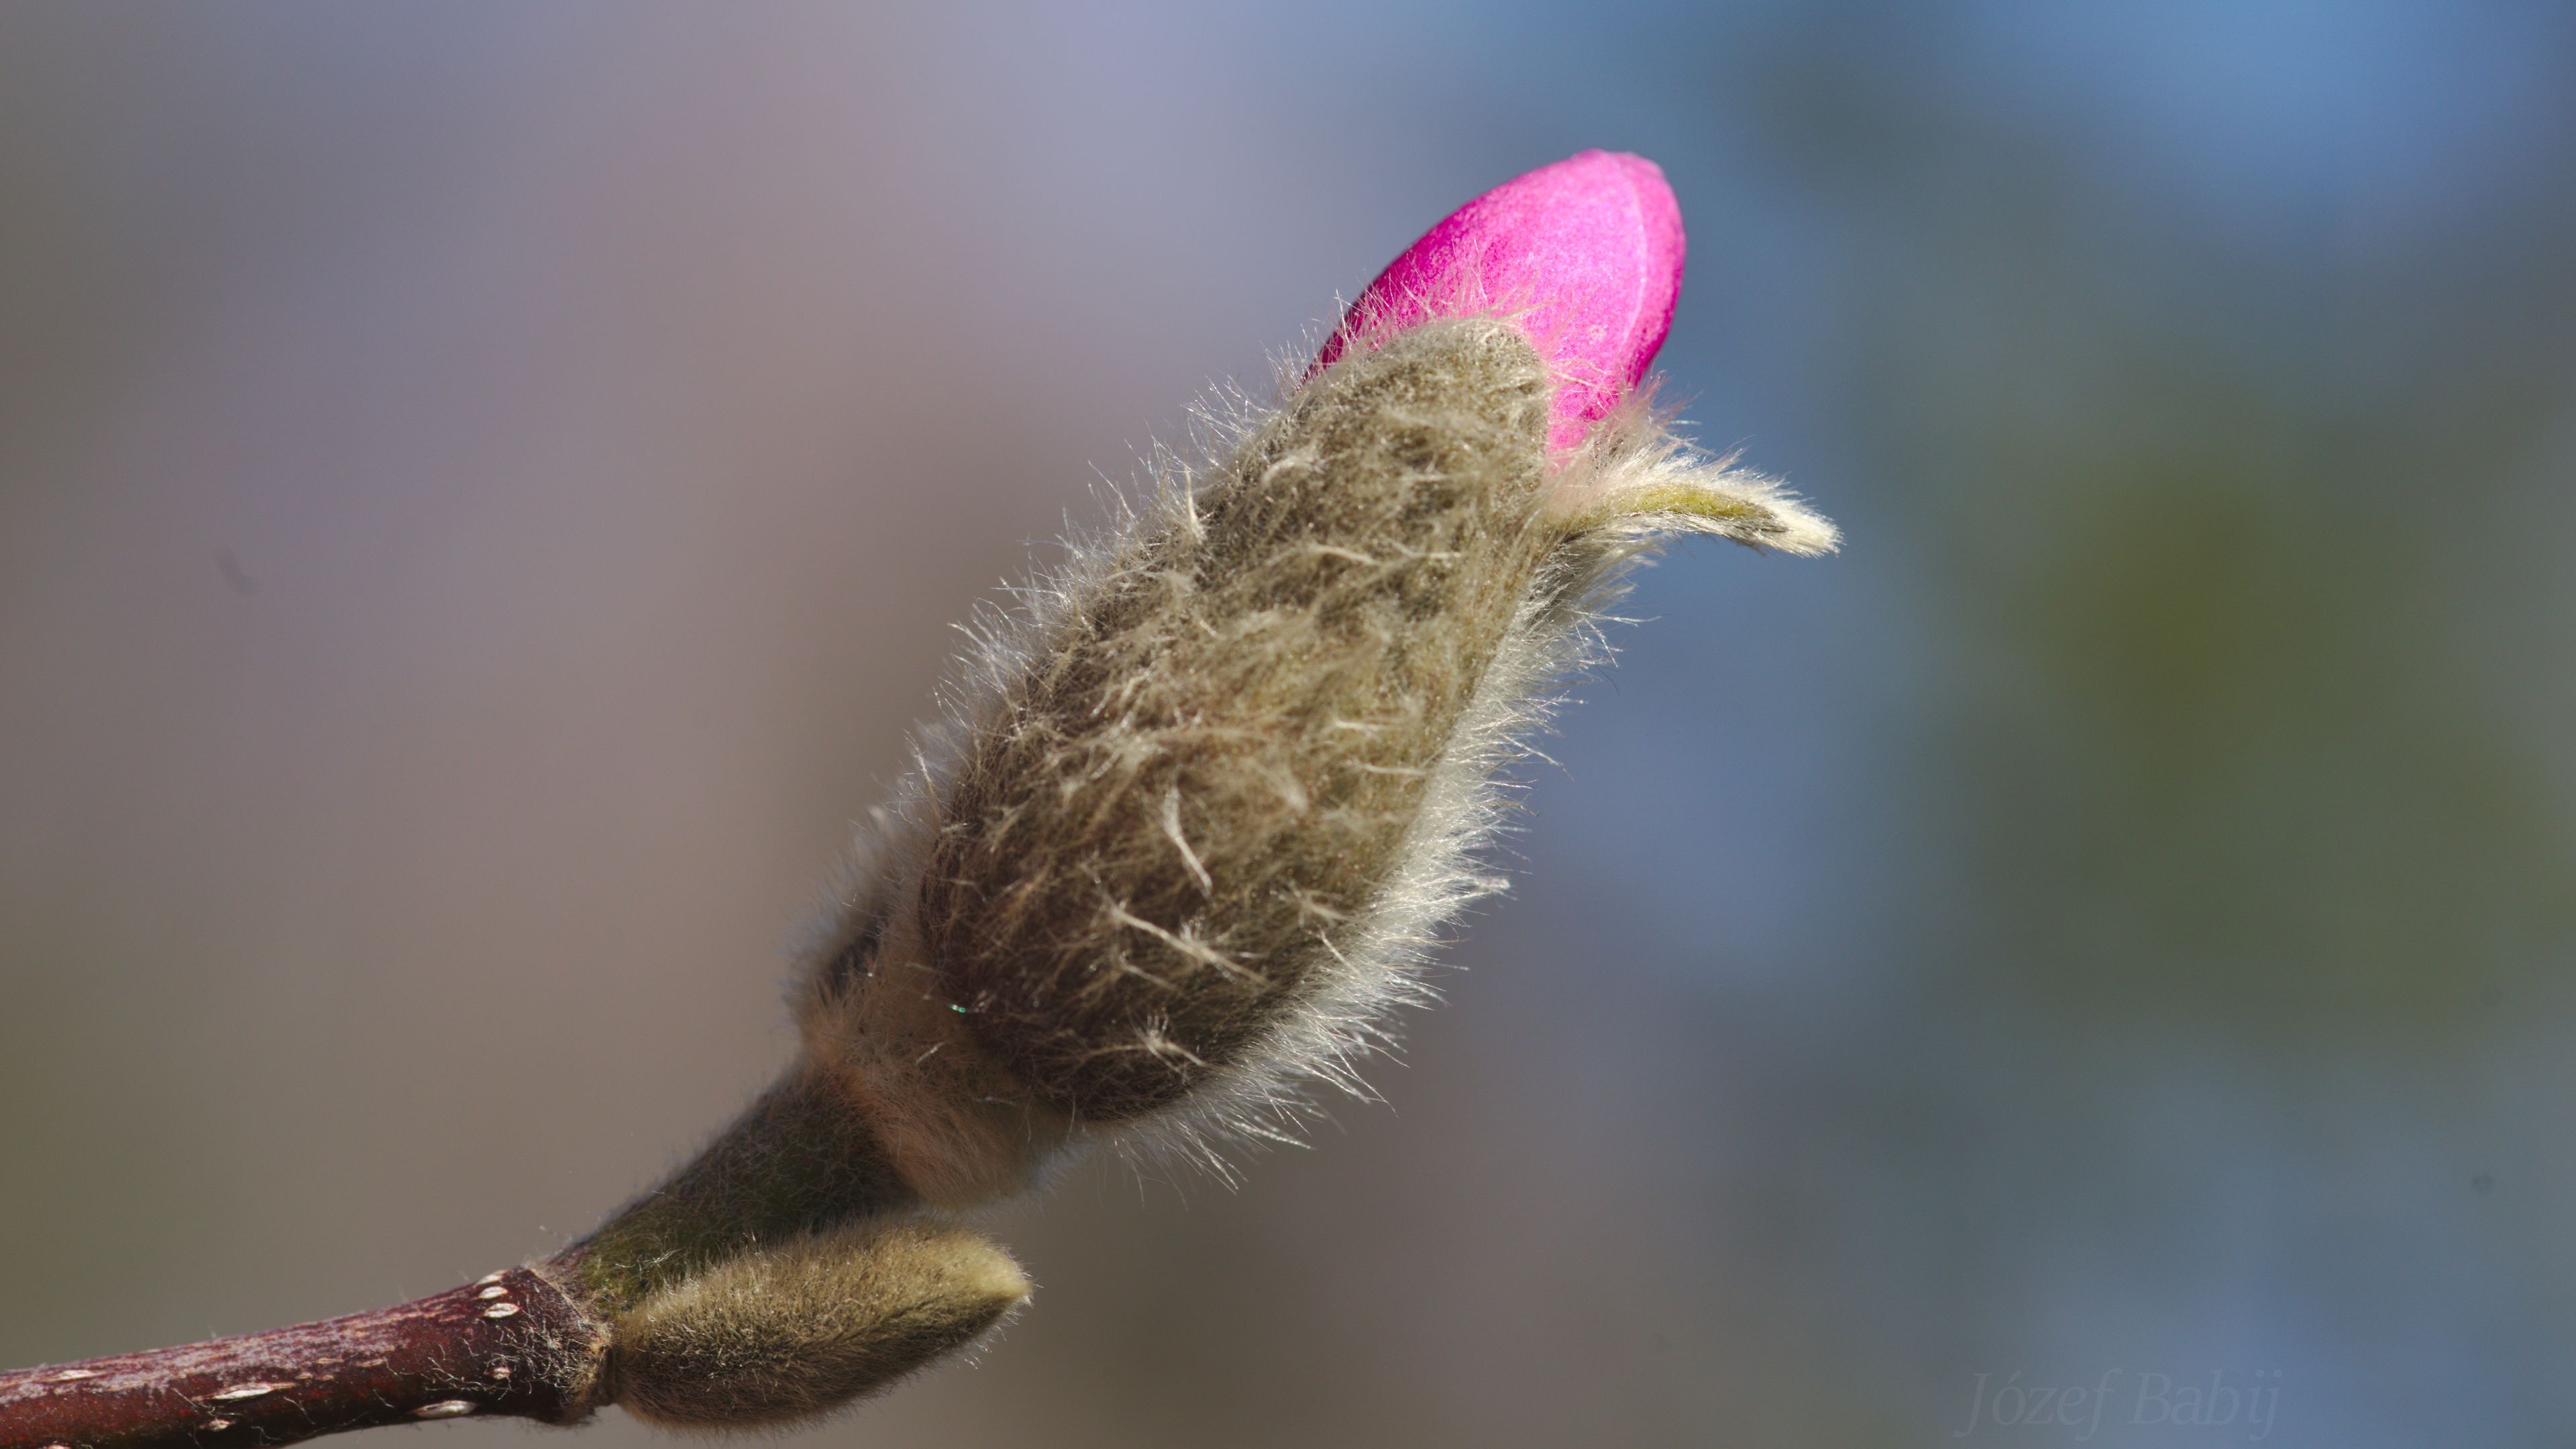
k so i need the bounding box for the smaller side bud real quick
[605,1218,1029,1430]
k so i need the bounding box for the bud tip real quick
[1317,149,1686,451]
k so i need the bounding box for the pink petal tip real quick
[1315,149,1684,453]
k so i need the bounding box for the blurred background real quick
[3,3,2570,1444]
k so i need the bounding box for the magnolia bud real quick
[796,310,1832,1203]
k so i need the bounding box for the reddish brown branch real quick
[0,1268,604,1449]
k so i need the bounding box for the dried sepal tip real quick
[1545,397,1840,556]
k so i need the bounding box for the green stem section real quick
[556,1065,918,1315]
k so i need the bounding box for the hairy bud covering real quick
[920,319,1556,1118]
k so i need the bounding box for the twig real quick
[0,1268,602,1449]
